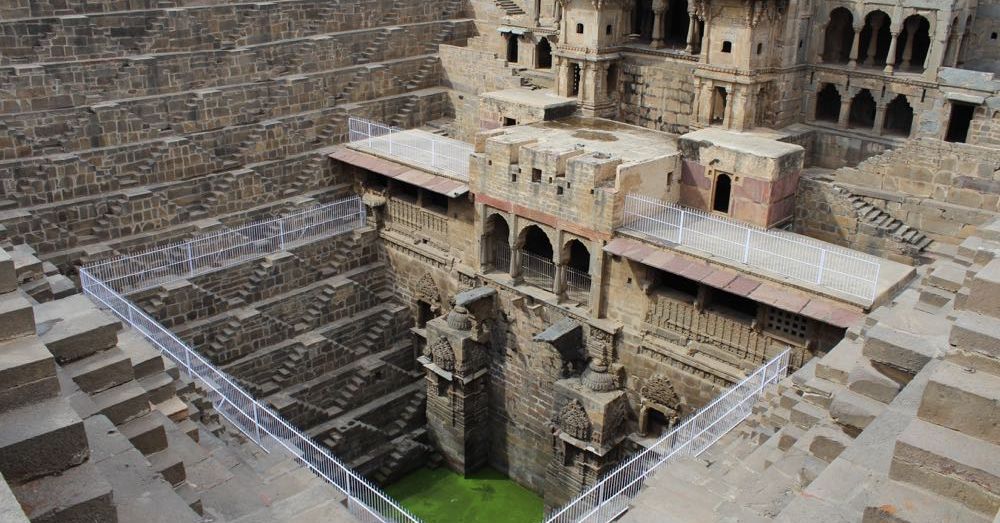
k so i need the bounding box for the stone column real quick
[900,19,918,68]
[945,33,961,66]
[873,103,887,134]
[884,31,899,73]
[838,95,852,127]
[814,23,827,63]
[555,57,570,97]
[847,26,862,68]
[533,0,540,26]
[553,262,566,300]
[685,14,698,53]
[588,246,603,315]
[863,16,883,65]
[651,0,667,49]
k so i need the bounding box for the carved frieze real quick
[559,399,592,441]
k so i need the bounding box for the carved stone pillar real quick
[873,103,887,134]
[651,0,667,49]
[884,31,899,73]
[901,18,919,68]
[863,16,883,65]
[838,96,851,127]
[848,26,862,68]
[685,14,697,53]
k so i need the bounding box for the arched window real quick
[484,214,511,273]
[518,225,555,290]
[711,86,727,124]
[848,89,876,129]
[713,173,732,213]
[896,15,931,72]
[563,239,591,304]
[536,37,552,69]
[883,94,913,136]
[823,8,854,63]
[815,83,842,122]
[858,11,892,66]
[664,0,689,46]
[506,34,518,63]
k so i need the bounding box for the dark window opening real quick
[511,171,517,182]
[883,94,914,136]
[706,288,758,321]
[848,89,876,129]
[416,300,433,328]
[522,225,553,259]
[653,269,699,302]
[531,168,542,183]
[721,41,732,53]
[646,409,670,438]
[664,0,689,46]
[765,307,809,342]
[556,186,563,195]
[711,86,728,124]
[437,376,449,396]
[992,32,998,40]
[945,102,975,143]
[822,7,855,63]
[756,43,763,54]
[506,34,518,63]
[858,11,892,66]
[633,0,654,41]
[503,117,517,126]
[422,190,448,214]
[570,63,581,97]
[815,84,842,122]
[607,63,618,91]
[895,15,931,72]
[392,181,418,203]
[536,37,552,69]
[576,23,584,34]
[712,173,732,213]
[606,24,613,35]
[565,239,590,273]
[366,172,388,190]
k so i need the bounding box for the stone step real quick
[965,258,1000,318]
[862,478,991,523]
[0,294,35,343]
[829,387,885,435]
[0,472,30,522]
[120,411,169,456]
[91,380,150,426]
[62,346,134,394]
[815,338,861,385]
[0,250,17,294]
[889,418,999,516]
[846,357,901,404]
[148,447,187,487]
[916,360,1000,445]
[0,397,87,483]
[118,331,167,379]
[10,460,115,523]
[39,309,120,364]
[948,310,1000,376]
[138,371,177,405]
[863,323,942,378]
[0,337,57,414]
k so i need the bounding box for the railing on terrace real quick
[565,266,591,305]
[385,198,449,245]
[520,249,556,291]
[79,200,419,523]
[544,349,790,523]
[85,195,365,295]
[347,117,473,180]
[489,241,512,273]
[621,194,881,303]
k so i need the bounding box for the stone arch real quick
[712,172,732,213]
[815,83,842,122]
[484,212,511,272]
[517,223,555,259]
[896,14,931,72]
[848,89,876,129]
[858,10,892,66]
[823,7,855,63]
[562,238,590,273]
[559,399,591,440]
[537,37,552,69]
[883,94,914,136]
[415,272,442,307]
[641,375,681,407]
[431,337,456,371]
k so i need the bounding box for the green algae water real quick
[386,466,544,523]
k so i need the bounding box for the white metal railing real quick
[520,249,556,291]
[565,266,591,304]
[347,117,473,180]
[621,194,881,302]
[79,269,420,523]
[489,241,512,273]
[545,349,790,523]
[85,196,365,295]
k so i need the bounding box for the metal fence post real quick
[677,208,686,244]
[816,249,827,284]
[278,220,286,250]
[743,228,752,264]
[431,139,437,170]
[366,120,372,148]
[186,243,195,275]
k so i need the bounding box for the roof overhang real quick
[604,237,863,329]
[329,148,469,198]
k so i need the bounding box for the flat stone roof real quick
[481,88,578,109]
[681,128,803,158]
[492,117,679,164]
[329,147,469,197]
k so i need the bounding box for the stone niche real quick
[544,374,630,506]
[678,128,804,228]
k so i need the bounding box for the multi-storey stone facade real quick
[1,0,998,520]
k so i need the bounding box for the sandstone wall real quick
[618,56,697,134]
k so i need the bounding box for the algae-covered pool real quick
[385,466,544,523]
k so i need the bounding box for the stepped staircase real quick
[832,185,933,252]
[495,0,526,16]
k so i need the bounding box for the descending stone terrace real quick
[0,0,473,269]
[620,219,1000,523]
[127,228,433,485]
